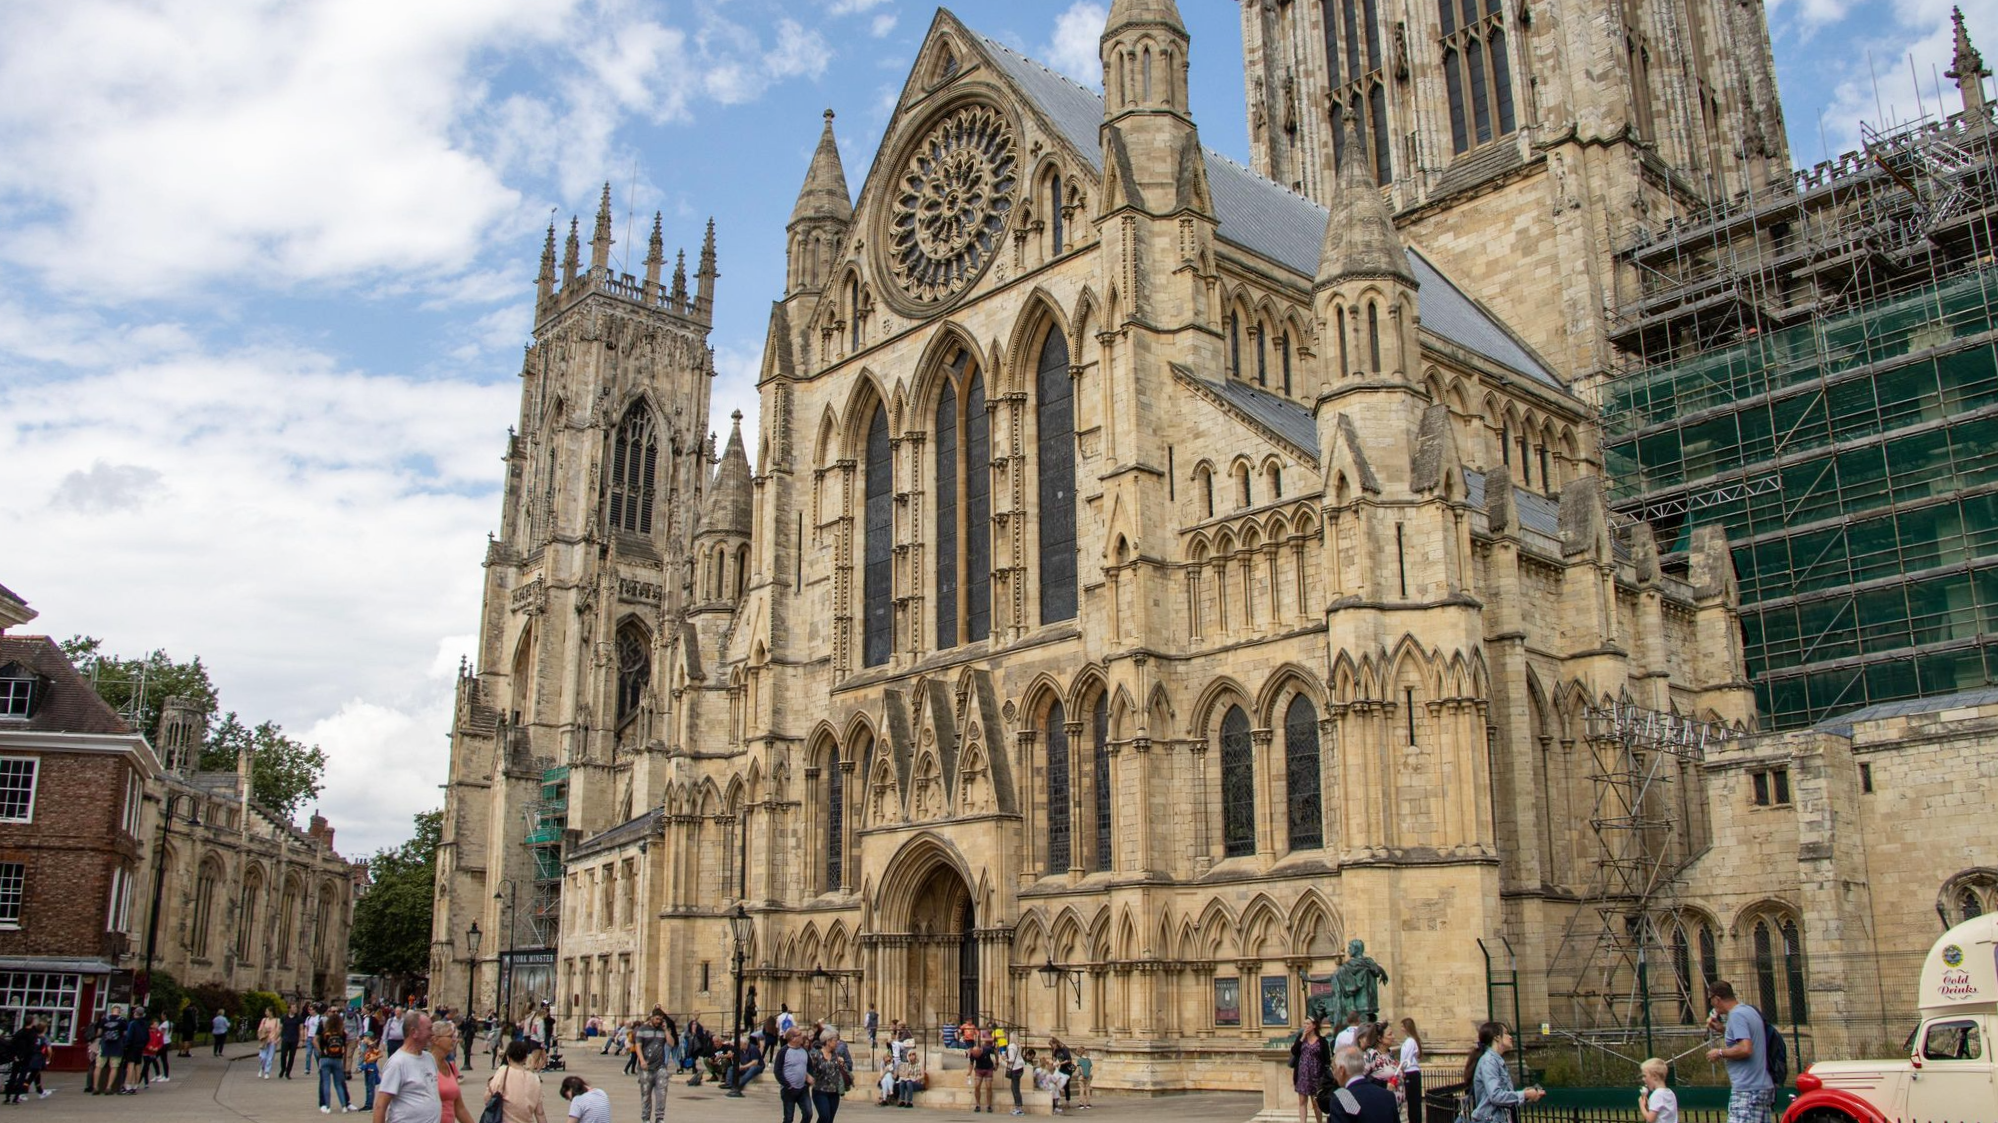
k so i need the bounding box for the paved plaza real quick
[19,1042,1262,1123]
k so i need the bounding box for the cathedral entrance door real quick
[907,862,976,1030]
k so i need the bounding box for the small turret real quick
[535,221,557,314]
[696,218,718,321]
[786,110,852,297]
[1315,110,1418,382]
[1949,7,1991,117]
[644,213,665,294]
[672,250,689,309]
[693,411,755,604]
[561,217,581,295]
[1102,0,1189,118]
[590,182,614,273]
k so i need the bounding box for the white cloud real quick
[828,0,891,13]
[1789,0,1998,157]
[0,0,833,301]
[872,13,900,38]
[1046,2,1108,88]
[0,329,515,855]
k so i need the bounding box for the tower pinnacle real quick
[590,182,614,272]
[562,216,581,293]
[1317,110,1414,289]
[1950,7,1991,117]
[536,221,557,311]
[672,249,689,307]
[696,219,718,320]
[644,212,665,291]
[791,110,854,226]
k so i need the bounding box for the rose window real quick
[886,104,1018,305]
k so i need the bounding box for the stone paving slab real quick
[13,1043,1261,1123]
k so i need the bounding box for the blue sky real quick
[0,0,1980,855]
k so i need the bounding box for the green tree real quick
[65,636,327,820]
[61,636,219,740]
[349,809,441,980]
[200,712,328,819]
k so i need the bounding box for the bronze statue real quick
[1302,938,1390,1024]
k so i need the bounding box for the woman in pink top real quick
[427,1021,477,1123]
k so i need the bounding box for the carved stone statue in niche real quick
[959,741,992,815]
[871,764,896,823]
[912,755,942,820]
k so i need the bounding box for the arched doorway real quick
[907,862,978,1029]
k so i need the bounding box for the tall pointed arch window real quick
[1782,920,1809,1024]
[934,349,992,649]
[1280,331,1293,395]
[863,404,893,667]
[1753,921,1778,1016]
[1049,174,1065,256]
[1323,0,1393,183]
[1672,924,1696,1024]
[825,749,845,891]
[1045,701,1072,873]
[1439,0,1517,154]
[191,860,219,958]
[608,404,659,535]
[1220,705,1255,858]
[1091,693,1112,872]
[1284,695,1323,850]
[1037,326,1077,623]
[847,277,862,352]
[616,622,650,726]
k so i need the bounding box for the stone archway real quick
[873,835,982,1031]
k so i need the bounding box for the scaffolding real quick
[523,765,568,948]
[1546,700,1735,1062]
[1602,103,1998,728]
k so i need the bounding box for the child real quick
[1074,1047,1093,1109]
[1033,1051,1069,1114]
[358,1034,382,1111]
[1638,1058,1678,1123]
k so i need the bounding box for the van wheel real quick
[1798,1110,1855,1123]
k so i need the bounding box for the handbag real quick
[479,1091,505,1123]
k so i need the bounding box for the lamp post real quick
[465,922,483,1019]
[725,904,753,1098]
[143,793,201,987]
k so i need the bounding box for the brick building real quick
[0,587,161,1071]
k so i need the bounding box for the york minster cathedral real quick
[425,0,1913,1087]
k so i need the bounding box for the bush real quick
[142,970,187,1025]
[240,990,288,1032]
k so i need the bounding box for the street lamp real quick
[725,904,753,1098]
[465,922,483,1019]
[1037,955,1083,1007]
[143,793,201,987]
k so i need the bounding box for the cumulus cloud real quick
[1787,0,1998,157]
[1046,2,1108,88]
[828,0,892,13]
[0,327,514,854]
[49,462,166,514]
[872,13,899,37]
[0,0,835,301]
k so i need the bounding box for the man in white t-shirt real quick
[1333,1013,1361,1052]
[371,1013,440,1123]
[562,1076,613,1123]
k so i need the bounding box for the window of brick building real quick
[0,862,22,928]
[0,669,32,717]
[0,759,36,822]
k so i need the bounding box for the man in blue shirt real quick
[1705,982,1774,1123]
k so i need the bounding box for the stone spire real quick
[1949,7,1991,117]
[1316,110,1414,288]
[695,218,718,320]
[700,410,754,539]
[561,216,581,293]
[535,221,557,311]
[790,110,853,226]
[590,182,614,272]
[643,212,665,292]
[671,249,689,308]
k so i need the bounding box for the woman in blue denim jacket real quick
[1462,1023,1544,1123]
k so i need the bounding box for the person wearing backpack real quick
[1704,981,1777,1123]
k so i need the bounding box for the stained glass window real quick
[616,624,649,725]
[1221,705,1255,858]
[1438,0,1516,154]
[607,404,658,535]
[1038,329,1077,623]
[935,379,959,650]
[1753,921,1778,1015]
[1782,920,1809,1024]
[1672,925,1695,1024]
[827,754,845,890]
[864,404,893,667]
[1046,701,1072,873]
[936,355,991,649]
[1284,696,1323,850]
[1092,693,1112,872]
[966,374,991,642]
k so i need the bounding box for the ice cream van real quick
[1784,912,1998,1123]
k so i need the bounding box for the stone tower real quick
[155,694,205,776]
[1240,0,1790,381]
[429,184,719,1010]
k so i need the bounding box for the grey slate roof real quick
[1196,374,1320,455]
[972,30,1565,392]
[1814,685,1998,734]
[1463,470,1562,538]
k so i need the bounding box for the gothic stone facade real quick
[431,2,1773,1088]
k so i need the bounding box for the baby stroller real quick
[542,1039,567,1072]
